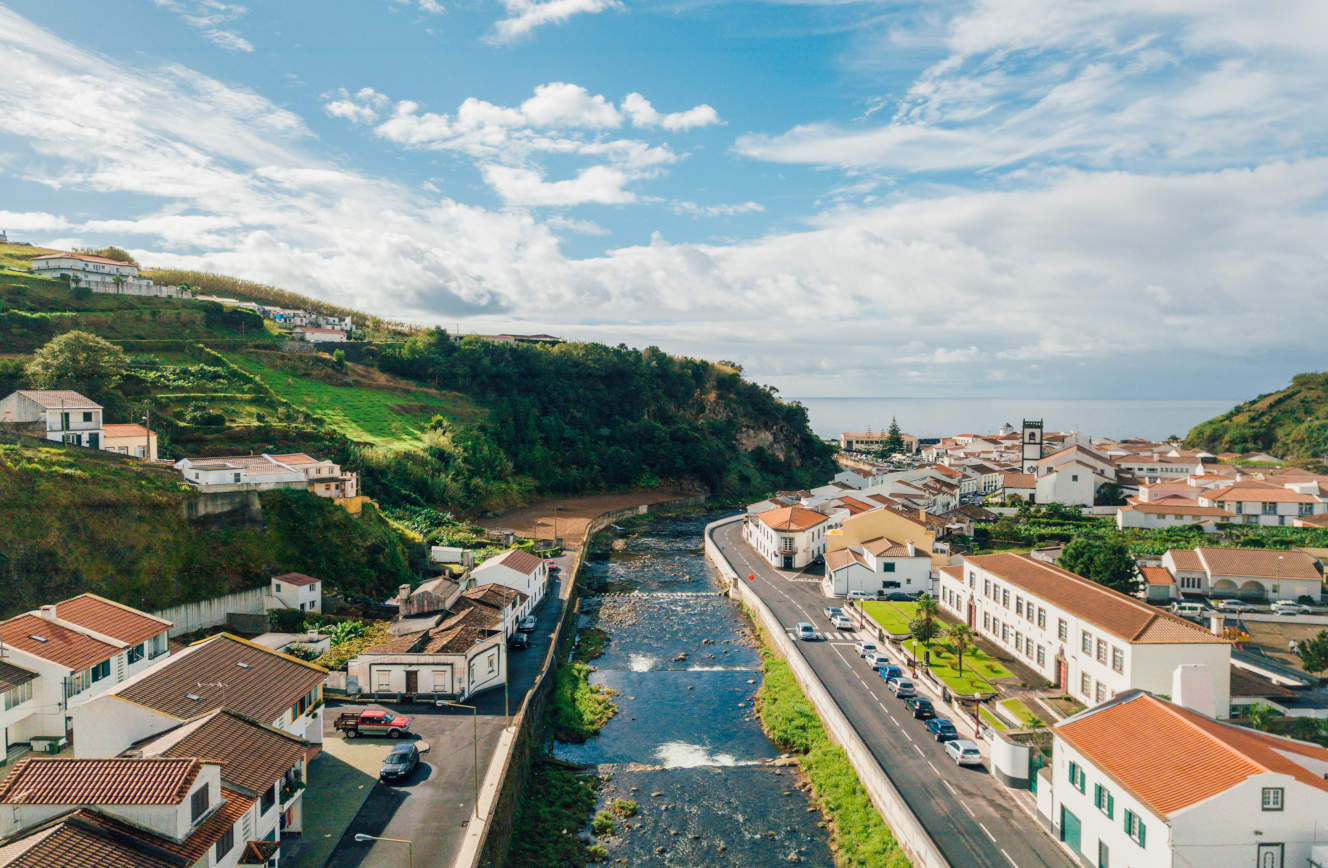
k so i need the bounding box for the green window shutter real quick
[1138,820,1146,847]
[1069,762,1077,784]
[1107,793,1114,819]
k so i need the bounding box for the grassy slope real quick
[0,437,414,617]
[226,351,486,449]
[1185,372,1328,459]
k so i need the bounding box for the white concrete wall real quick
[152,588,267,637]
[71,695,181,758]
[1171,774,1328,868]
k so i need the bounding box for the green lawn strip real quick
[754,628,911,868]
[860,601,919,635]
[504,763,601,868]
[549,659,618,743]
[998,698,1043,728]
[977,706,1008,731]
[225,352,478,448]
[901,640,997,695]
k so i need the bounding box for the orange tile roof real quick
[32,252,135,267]
[100,424,153,439]
[1204,484,1317,504]
[824,549,861,571]
[0,758,203,806]
[481,549,544,575]
[12,390,100,410]
[1166,549,1204,571]
[835,496,874,515]
[963,553,1221,645]
[272,571,320,587]
[0,812,176,868]
[0,614,120,670]
[139,710,307,796]
[76,789,255,864]
[54,594,170,647]
[1002,472,1036,488]
[862,537,920,558]
[755,505,828,532]
[1195,547,1321,580]
[1139,566,1175,586]
[1056,692,1328,818]
[1120,501,1235,517]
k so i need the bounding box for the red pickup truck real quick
[335,709,412,739]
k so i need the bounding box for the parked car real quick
[517,615,538,632]
[1217,599,1256,612]
[830,615,854,630]
[904,696,935,719]
[847,590,876,601]
[883,592,918,602]
[823,607,844,620]
[379,742,420,781]
[796,622,817,641]
[877,664,903,682]
[1273,600,1311,614]
[864,651,891,669]
[545,560,561,572]
[945,738,983,766]
[853,640,878,658]
[888,678,916,698]
[925,718,959,742]
[508,632,530,650]
[336,709,412,739]
[1171,601,1207,617]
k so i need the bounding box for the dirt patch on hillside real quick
[478,489,701,540]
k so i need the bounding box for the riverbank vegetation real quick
[504,763,601,868]
[753,629,911,868]
[549,660,618,744]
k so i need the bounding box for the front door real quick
[1257,843,1284,868]
[404,670,418,695]
[782,556,793,569]
[1060,806,1081,854]
[967,602,975,628]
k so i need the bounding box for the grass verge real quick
[860,601,919,635]
[573,626,611,663]
[978,706,1008,732]
[753,625,911,868]
[901,639,1007,695]
[999,698,1044,729]
[505,763,601,868]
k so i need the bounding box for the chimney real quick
[398,584,412,607]
[906,541,916,557]
[918,508,927,521]
[1172,664,1216,718]
[38,605,56,621]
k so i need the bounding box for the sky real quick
[0,0,1325,399]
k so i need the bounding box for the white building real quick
[1035,445,1118,507]
[269,572,322,613]
[175,452,359,499]
[0,595,171,755]
[348,605,506,702]
[1199,482,1325,526]
[470,549,549,616]
[823,537,931,598]
[742,505,841,570]
[30,252,187,298]
[1161,547,1324,601]
[1115,498,1235,530]
[936,553,1231,712]
[293,327,348,343]
[0,389,103,448]
[1049,690,1328,868]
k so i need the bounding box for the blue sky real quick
[1,0,1326,400]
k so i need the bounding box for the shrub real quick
[283,643,320,661]
[591,810,615,836]
[611,799,637,817]
[585,844,608,862]
[269,608,306,632]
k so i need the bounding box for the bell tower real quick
[1021,419,1043,474]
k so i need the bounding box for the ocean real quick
[792,397,1237,442]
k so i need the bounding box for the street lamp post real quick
[445,700,481,818]
[353,833,413,868]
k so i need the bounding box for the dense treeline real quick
[366,330,835,510]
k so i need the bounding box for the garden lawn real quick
[861,601,920,635]
[978,706,1007,731]
[227,353,483,448]
[999,698,1043,728]
[902,639,1008,695]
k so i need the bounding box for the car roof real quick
[949,739,979,750]
[388,743,415,755]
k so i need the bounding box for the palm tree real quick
[914,593,939,665]
[946,624,976,676]
[111,274,126,294]
[1245,703,1276,732]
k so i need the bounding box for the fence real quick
[152,587,269,637]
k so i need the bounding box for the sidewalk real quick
[287,737,391,868]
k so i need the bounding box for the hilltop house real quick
[175,452,359,499]
[0,390,103,448]
[102,422,158,459]
[30,251,188,298]
[269,573,323,614]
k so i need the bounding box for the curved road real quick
[712,518,1073,868]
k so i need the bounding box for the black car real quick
[379,743,419,782]
[508,632,530,650]
[905,696,935,719]
[883,592,918,602]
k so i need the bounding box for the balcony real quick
[280,770,305,807]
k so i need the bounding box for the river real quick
[553,513,833,866]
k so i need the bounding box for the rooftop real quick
[11,390,101,410]
[754,505,828,532]
[0,614,120,671]
[1195,547,1321,580]
[476,548,544,576]
[0,758,203,806]
[1056,691,1328,819]
[31,252,136,267]
[54,594,170,647]
[136,709,307,796]
[271,572,320,588]
[0,812,175,868]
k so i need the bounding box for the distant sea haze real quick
[793,397,1238,443]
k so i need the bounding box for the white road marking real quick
[978,822,997,843]
[943,780,958,796]
[961,800,976,817]
[927,761,939,774]
[912,744,925,758]
[1001,848,1018,868]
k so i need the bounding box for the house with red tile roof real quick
[937,553,1230,713]
[1160,547,1323,602]
[822,535,930,599]
[1115,497,1235,531]
[1199,481,1327,527]
[471,548,550,616]
[743,504,844,570]
[1049,690,1328,868]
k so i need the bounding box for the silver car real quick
[796,622,817,641]
[945,738,983,766]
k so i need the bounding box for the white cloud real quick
[389,0,445,13]
[0,211,71,232]
[480,164,636,206]
[546,215,610,235]
[622,93,722,132]
[489,0,621,43]
[154,0,254,53]
[671,201,764,217]
[323,87,390,124]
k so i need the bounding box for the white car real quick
[864,651,891,669]
[796,622,817,641]
[517,616,537,632]
[945,739,983,766]
[1273,600,1311,614]
[830,615,854,630]
[887,678,915,697]
[1217,599,1256,612]
[854,641,878,658]
[847,590,876,601]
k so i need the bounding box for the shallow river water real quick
[553,514,834,867]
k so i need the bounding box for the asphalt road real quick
[323,551,575,868]
[713,519,1073,868]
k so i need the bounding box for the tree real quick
[911,593,940,665]
[878,417,905,457]
[945,623,976,675]
[1244,703,1276,732]
[1095,482,1126,506]
[1059,529,1140,595]
[78,245,138,266]
[25,331,129,397]
[1298,629,1328,676]
[331,349,347,372]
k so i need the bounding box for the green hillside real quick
[1185,373,1328,460]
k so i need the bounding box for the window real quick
[1123,810,1146,846]
[983,579,990,597]
[215,826,235,860]
[1081,631,1093,654]
[1094,783,1115,818]
[983,612,991,630]
[274,582,283,593]
[1002,589,1010,608]
[1002,624,1010,643]
[191,786,209,823]
[128,643,144,664]
[1096,639,1108,664]
[91,660,111,682]
[1072,474,1079,482]
[882,563,896,573]
[1058,619,1068,640]
[1036,645,1045,666]
[1037,608,1046,629]
[1261,787,1284,811]
[1016,598,1024,617]
[150,633,168,658]
[68,669,92,695]
[4,681,32,710]
[1096,682,1107,703]
[1068,760,1086,792]
[1111,647,1124,673]
[82,411,93,422]
[1014,634,1023,653]
[1262,502,1277,515]
[1081,673,1092,697]
[261,783,277,813]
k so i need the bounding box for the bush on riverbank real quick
[549,661,618,743]
[755,638,911,868]
[505,764,600,868]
